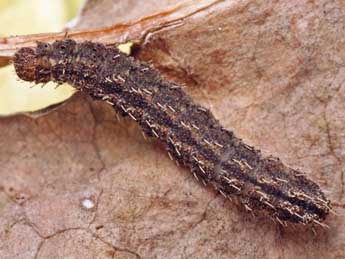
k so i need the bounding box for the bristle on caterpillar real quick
[13,39,332,227]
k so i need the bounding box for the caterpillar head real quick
[13,47,37,82]
[13,39,77,83]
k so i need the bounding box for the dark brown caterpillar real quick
[13,39,332,226]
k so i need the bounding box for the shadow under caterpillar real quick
[13,39,332,227]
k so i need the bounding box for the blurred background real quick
[0,0,84,116]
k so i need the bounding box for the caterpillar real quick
[13,39,332,227]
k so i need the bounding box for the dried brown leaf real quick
[1,0,345,258]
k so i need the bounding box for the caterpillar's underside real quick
[13,39,332,226]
